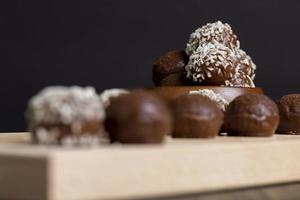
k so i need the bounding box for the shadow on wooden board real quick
[138,182,300,200]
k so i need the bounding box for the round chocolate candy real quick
[105,91,172,143]
[224,93,279,137]
[152,50,188,86]
[170,94,223,138]
[277,94,300,134]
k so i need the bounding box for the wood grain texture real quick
[0,133,300,200]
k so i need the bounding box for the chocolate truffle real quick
[152,50,189,86]
[26,86,105,146]
[170,94,223,138]
[189,89,229,111]
[185,42,255,87]
[186,42,235,85]
[105,91,172,143]
[186,21,240,56]
[277,94,300,134]
[224,94,279,137]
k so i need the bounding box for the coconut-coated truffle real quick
[169,94,223,138]
[185,42,255,87]
[277,94,300,134]
[152,50,189,86]
[26,86,105,146]
[105,91,172,143]
[184,21,256,88]
[224,93,279,137]
[186,21,240,56]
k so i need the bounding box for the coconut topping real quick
[189,89,229,111]
[186,21,240,56]
[27,86,104,126]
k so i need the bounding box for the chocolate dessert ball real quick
[277,94,300,134]
[184,21,257,88]
[170,94,223,138]
[152,50,189,86]
[105,91,172,143]
[26,86,105,146]
[186,21,240,56]
[224,94,279,137]
[186,42,235,85]
[185,42,255,87]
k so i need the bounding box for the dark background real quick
[0,0,298,131]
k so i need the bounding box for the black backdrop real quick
[0,0,299,131]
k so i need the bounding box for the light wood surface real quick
[0,132,31,143]
[1,133,300,200]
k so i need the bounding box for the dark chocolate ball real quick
[105,91,172,143]
[224,94,279,137]
[277,94,300,134]
[152,50,189,86]
[169,94,223,138]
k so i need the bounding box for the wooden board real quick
[1,133,300,200]
[0,132,30,143]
